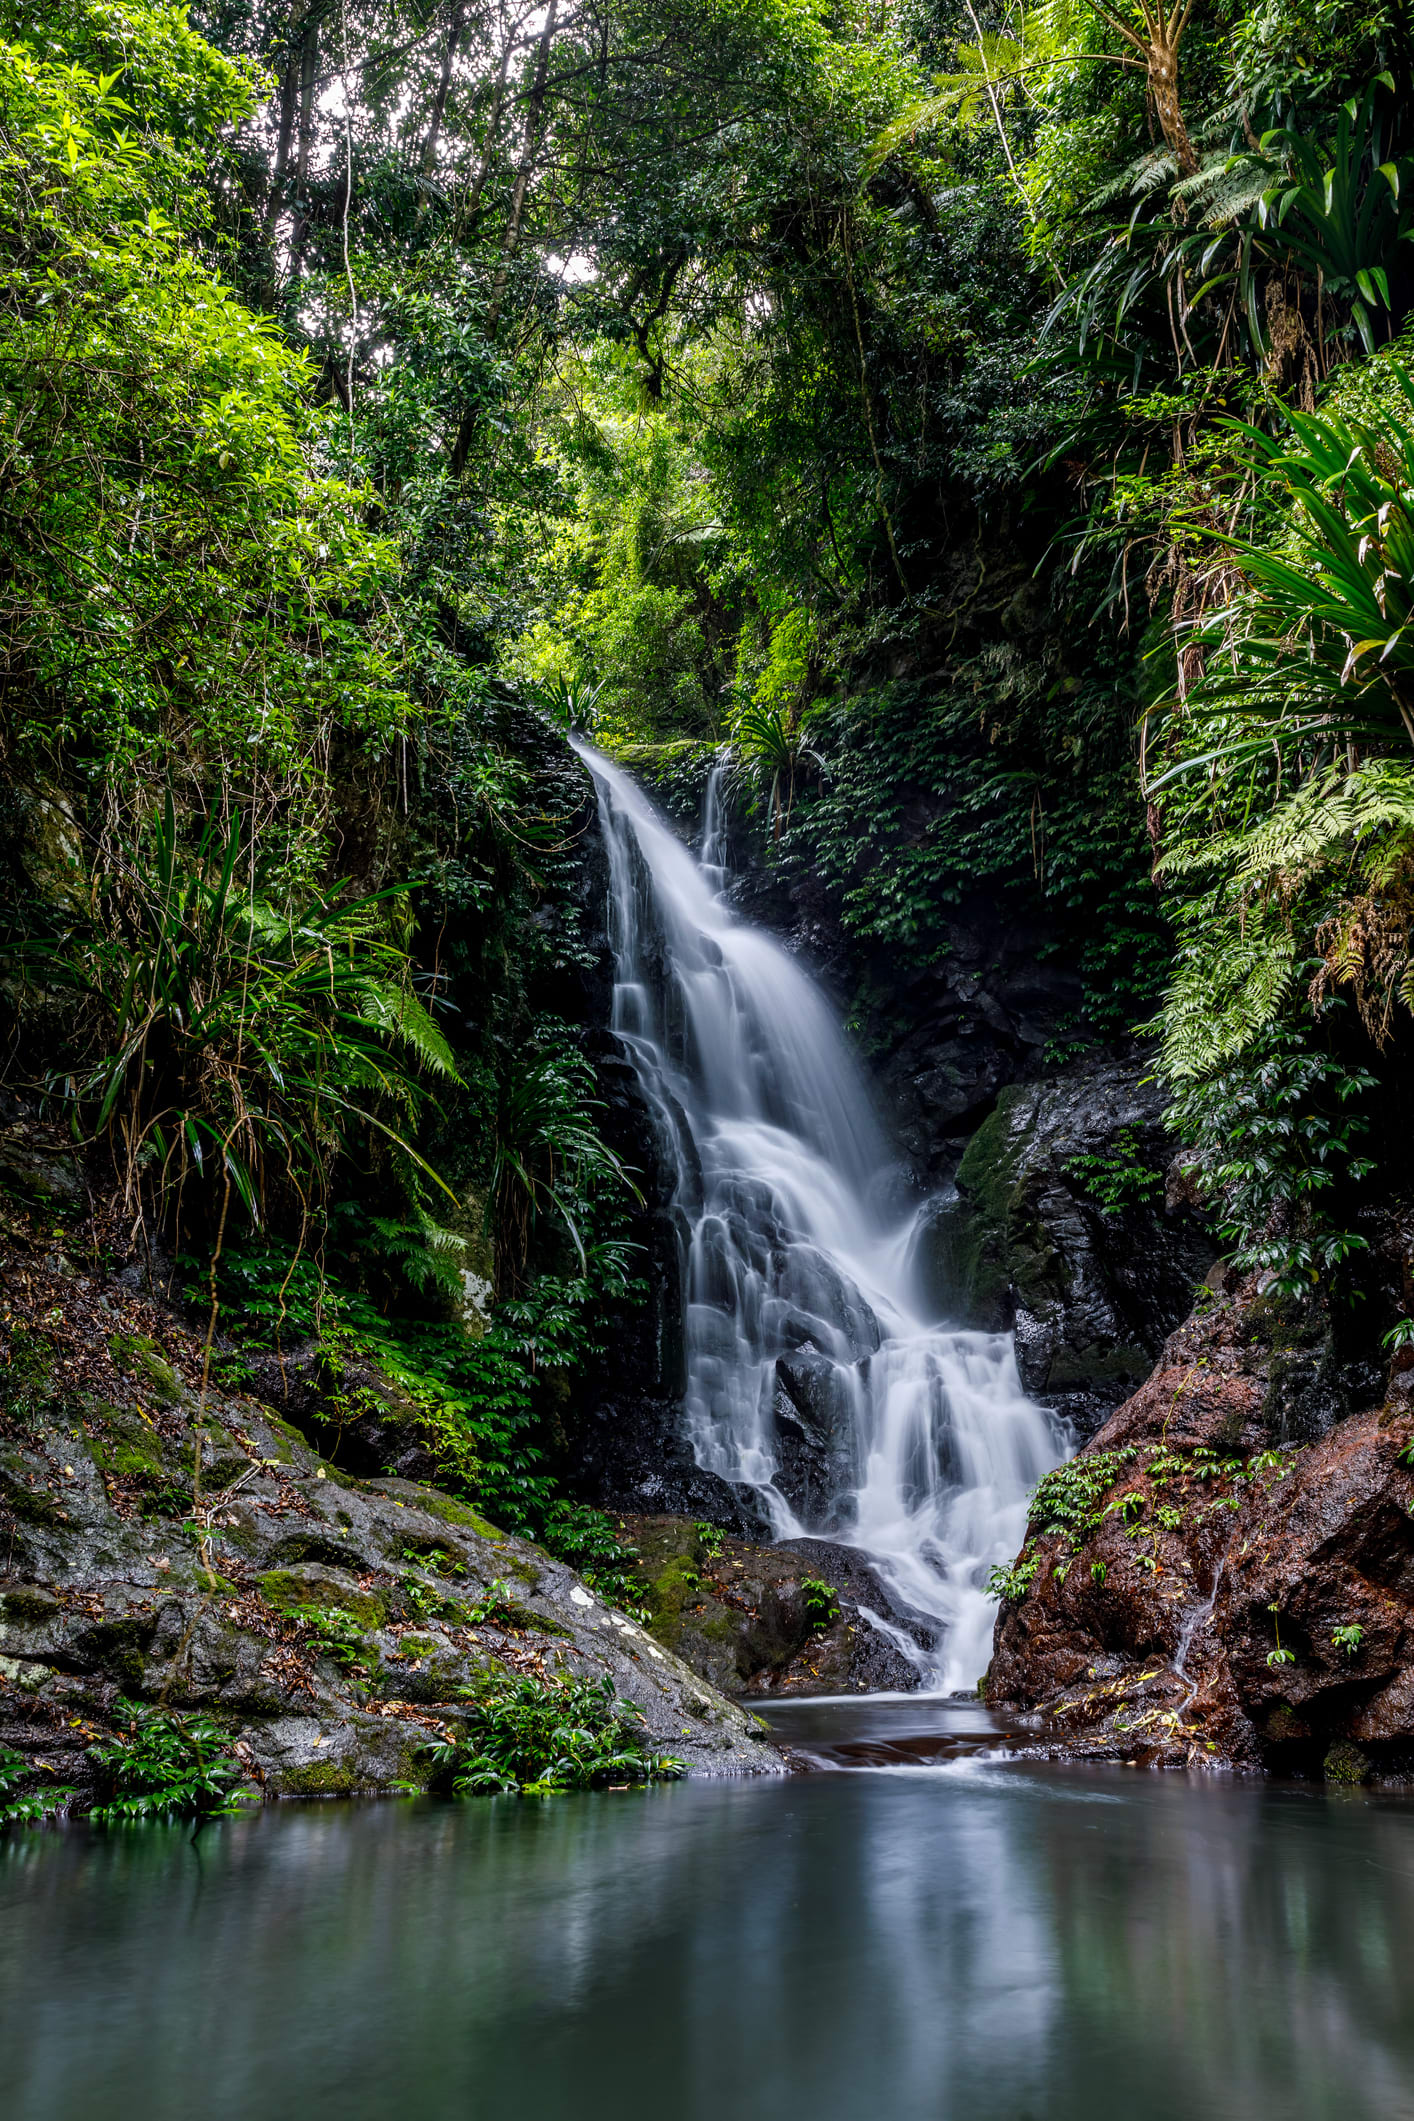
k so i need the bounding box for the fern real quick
[1159,907,1296,1080]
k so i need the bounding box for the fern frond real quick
[357,981,459,1080]
[1160,912,1297,1080]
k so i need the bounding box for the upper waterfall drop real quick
[575,741,1067,1692]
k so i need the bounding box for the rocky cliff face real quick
[922,1053,1216,1434]
[0,1245,780,1808]
[986,1278,1414,1784]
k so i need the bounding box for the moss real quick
[1046,1343,1150,1390]
[0,1457,65,1524]
[419,1491,505,1542]
[257,1569,388,1629]
[281,1758,357,1797]
[641,1554,707,1651]
[505,1556,540,1587]
[1,1587,59,1624]
[951,1088,1061,1319]
[108,1334,182,1407]
[1323,1740,1371,1786]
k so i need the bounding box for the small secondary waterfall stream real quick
[578,744,1065,1690]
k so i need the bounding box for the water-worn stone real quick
[985,1280,1414,1780]
[624,1514,923,1695]
[0,1260,783,1807]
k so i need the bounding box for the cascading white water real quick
[577,742,1067,1691]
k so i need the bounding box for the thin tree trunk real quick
[288,17,320,279]
[450,0,558,476]
[1085,0,1199,179]
[485,0,558,330]
[265,20,303,229]
[418,2,467,195]
[1148,27,1198,177]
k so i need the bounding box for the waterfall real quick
[576,743,1066,1691]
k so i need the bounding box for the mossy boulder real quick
[371,1478,505,1543]
[108,1334,182,1407]
[257,1564,388,1629]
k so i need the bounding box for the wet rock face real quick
[985,1281,1414,1782]
[0,1262,782,1806]
[624,1515,925,1696]
[917,1053,1216,1437]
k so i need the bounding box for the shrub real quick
[421,1671,685,1796]
[87,1699,250,1822]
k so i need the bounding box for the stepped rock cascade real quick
[578,744,1066,1689]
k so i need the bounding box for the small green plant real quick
[464,1578,519,1626]
[401,1545,455,1575]
[1090,1561,1108,1585]
[540,1501,649,1619]
[799,1576,841,1631]
[400,1570,448,1622]
[1385,1320,1414,1356]
[1266,1603,1296,1670]
[1332,1623,1365,1658]
[304,1608,373,1673]
[422,1672,685,1796]
[87,1700,249,1822]
[987,1557,1039,1604]
[694,1521,726,1558]
[0,1746,73,1828]
[1068,1128,1164,1212]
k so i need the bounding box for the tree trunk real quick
[419,2,467,191]
[288,17,320,280]
[1148,31,1198,178]
[485,0,558,330]
[450,0,559,476]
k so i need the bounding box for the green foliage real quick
[539,1502,649,1620]
[0,24,407,793]
[490,1046,640,1293]
[990,1439,1296,1604]
[799,1576,842,1631]
[1167,1028,1375,1294]
[0,1745,72,1827]
[1068,1127,1165,1210]
[787,662,1169,1044]
[1154,377,1414,793]
[694,1520,726,1558]
[421,1671,685,1797]
[1332,1621,1366,1655]
[22,796,457,1240]
[87,1698,249,1822]
[987,1556,1040,1603]
[303,1608,373,1675]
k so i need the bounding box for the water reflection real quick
[4,1729,1414,2121]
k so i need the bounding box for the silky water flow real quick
[576,744,1066,1690]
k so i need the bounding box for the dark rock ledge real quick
[986,1277,1414,1785]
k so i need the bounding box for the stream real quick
[6,1698,1414,2121]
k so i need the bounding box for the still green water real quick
[4,1698,1413,2121]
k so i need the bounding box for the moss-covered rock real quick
[257,1564,388,1629]
[108,1334,182,1407]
